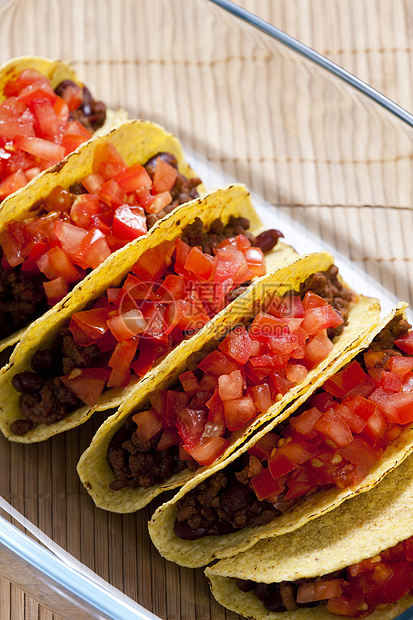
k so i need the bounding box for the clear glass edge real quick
[0,512,157,620]
[209,0,413,128]
[0,1,412,619]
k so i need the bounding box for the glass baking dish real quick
[0,0,412,617]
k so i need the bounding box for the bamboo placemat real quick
[0,1,412,619]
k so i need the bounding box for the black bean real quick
[12,371,44,394]
[263,584,288,612]
[10,419,34,435]
[254,229,284,253]
[54,79,77,98]
[31,349,55,373]
[235,579,255,593]
[220,479,253,513]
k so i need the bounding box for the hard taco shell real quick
[0,118,203,351]
[205,443,413,619]
[147,306,413,569]
[77,253,380,514]
[0,183,296,442]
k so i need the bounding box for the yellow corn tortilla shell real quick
[147,306,413,570]
[205,448,413,620]
[77,254,380,514]
[0,55,127,135]
[0,184,296,442]
[0,117,202,351]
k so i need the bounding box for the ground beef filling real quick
[0,153,202,342]
[107,414,198,491]
[10,216,280,435]
[234,571,344,612]
[106,265,352,494]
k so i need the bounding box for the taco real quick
[0,118,204,351]
[76,251,380,514]
[0,183,295,442]
[0,55,127,201]
[148,305,413,569]
[205,449,413,619]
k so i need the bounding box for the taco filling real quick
[104,266,352,490]
[0,68,107,201]
[10,216,283,435]
[172,315,413,540]
[0,145,202,339]
[234,533,413,616]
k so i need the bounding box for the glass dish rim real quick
[1,1,413,619]
[210,0,413,128]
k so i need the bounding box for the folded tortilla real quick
[0,55,127,135]
[77,252,380,514]
[0,183,297,442]
[147,305,413,569]
[0,117,203,351]
[205,440,413,619]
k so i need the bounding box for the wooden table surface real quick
[0,1,412,618]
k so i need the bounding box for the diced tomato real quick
[337,437,381,471]
[280,438,320,465]
[285,363,308,384]
[184,436,228,466]
[157,427,180,450]
[290,406,323,439]
[0,168,28,200]
[70,194,100,229]
[114,162,152,192]
[242,246,266,277]
[218,370,243,401]
[223,395,256,431]
[268,451,298,478]
[301,305,343,336]
[176,408,207,447]
[107,338,138,387]
[132,409,162,443]
[308,391,336,412]
[335,403,366,433]
[71,307,111,340]
[380,370,403,392]
[107,309,146,341]
[60,368,110,407]
[43,276,68,304]
[152,157,178,193]
[37,246,80,282]
[395,331,413,355]
[15,135,65,162]
[302,291,328,310]
[179,370,199,398]
[248,433,279,461]
[198,350,239,377]
[82,172,104,194]
[314,407,353,447]
[184,246,214,280]
[75,228,111,269]
[324,361,373,399]
[249,383,272,413]
[92,142,127,180]
[21,240,49,273]
[304,330,334,366]
[251,467,285,501]
[54,220,88,258]
[389,355,413,377]
[218,326,252,365]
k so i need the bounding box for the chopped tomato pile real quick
[131,291,342,467]
[290,535,413,617]
[243,330,413,508]
[0,68,93,201]
[60,231,267,408]
[0,140,189,305]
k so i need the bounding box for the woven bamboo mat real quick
[0,0,412,618]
